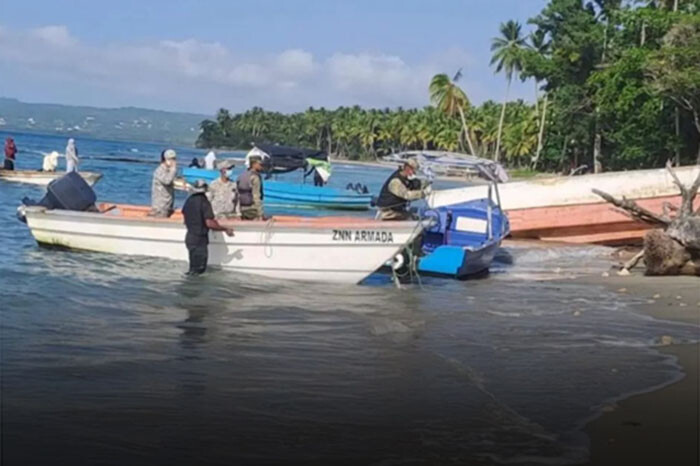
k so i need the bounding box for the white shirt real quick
[204,151,216,170]
[43,152,59,172]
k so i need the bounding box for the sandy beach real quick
[582,274,699,466]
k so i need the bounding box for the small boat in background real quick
[428,165,700,245]
[182,143,374,211]
[182,167,372,210]
[0,169,102,186]
[20,203,426,284]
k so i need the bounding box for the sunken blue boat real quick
[181,167,372,211]
[417,197,509,278]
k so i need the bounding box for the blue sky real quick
[0,0,548,115]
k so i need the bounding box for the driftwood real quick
[594,162,700,276]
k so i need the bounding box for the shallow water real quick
[1,131,699,465]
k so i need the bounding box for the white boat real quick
[0,169,102,186]
[20,203,426,284]
[427,165,700,244]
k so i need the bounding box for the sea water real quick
[1,130,698,465]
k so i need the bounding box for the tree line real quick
[197,0,700,173]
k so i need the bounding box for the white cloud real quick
[30,25,76,47]
[274,49,315,77]
[0,24,478,113]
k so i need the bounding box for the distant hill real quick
[0,98,207,145]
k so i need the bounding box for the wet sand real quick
[582,274,699,466]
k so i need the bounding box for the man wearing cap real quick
[376,158,431,220]
[182,180,235,275]
[150,149,178,217]
[208,163,237,218]
[237,155,265,220]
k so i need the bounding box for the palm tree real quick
[491,20,527,162]
[429,71,477,156]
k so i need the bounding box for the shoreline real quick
[580,274,699,465]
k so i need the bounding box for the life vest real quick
[237,169,263,207]
[376,169,417,211]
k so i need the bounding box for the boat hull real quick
[22,204,423,284]
[428,166,700,245]
[0,170,102,186]
[416,199,509,278]
[418,240,501,278]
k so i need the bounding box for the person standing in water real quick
[4,137,17,170]
[65,138,79,172]
[237,155,265,220]
[182,180,234,275]
[150,149,178,217]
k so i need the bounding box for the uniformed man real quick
[150,149,178,217]
[376,158,430,220]
[182,180,234,275]
[208,165,237,218]
[237,155,265,220]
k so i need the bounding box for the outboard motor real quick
[22,172,97,212]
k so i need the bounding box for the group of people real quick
[150,148,429,276]
[150,150,266,221]
[149,150,267,275]
[2,136,79,173]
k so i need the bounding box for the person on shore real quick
[65,138,79,172]
[376,158,430,221]
[237,155,265,220]
[182,180,234,275]
[150,149,178,217]
[42,151,60,172]
[208,165,237,218]
[204,150,217,170]
[4,137,17,170]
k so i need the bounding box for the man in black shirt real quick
[182,180,234,275]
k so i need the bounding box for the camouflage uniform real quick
[208,178,237,218]
[150,163,177,217]
[377,177,426,221]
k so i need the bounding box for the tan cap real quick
[404,158,419,170]
[163,149,177,160]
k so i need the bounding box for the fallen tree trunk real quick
[644,229,700,275]
[593,162,700,276]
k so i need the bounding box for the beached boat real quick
[181,167,372,210]
[20,203,425,284]
[427,165,700,245]
[0,169,102,186]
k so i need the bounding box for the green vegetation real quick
[198,0,700,172]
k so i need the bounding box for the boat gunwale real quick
[24,204,426,232]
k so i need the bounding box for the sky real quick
[0,0,548,116]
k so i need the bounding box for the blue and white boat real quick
[390,156,510,280]
[417,196,509,278]
[181,167,372,211]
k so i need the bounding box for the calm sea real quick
[1,130,698,465]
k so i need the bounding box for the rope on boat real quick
[391,211,426,290]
